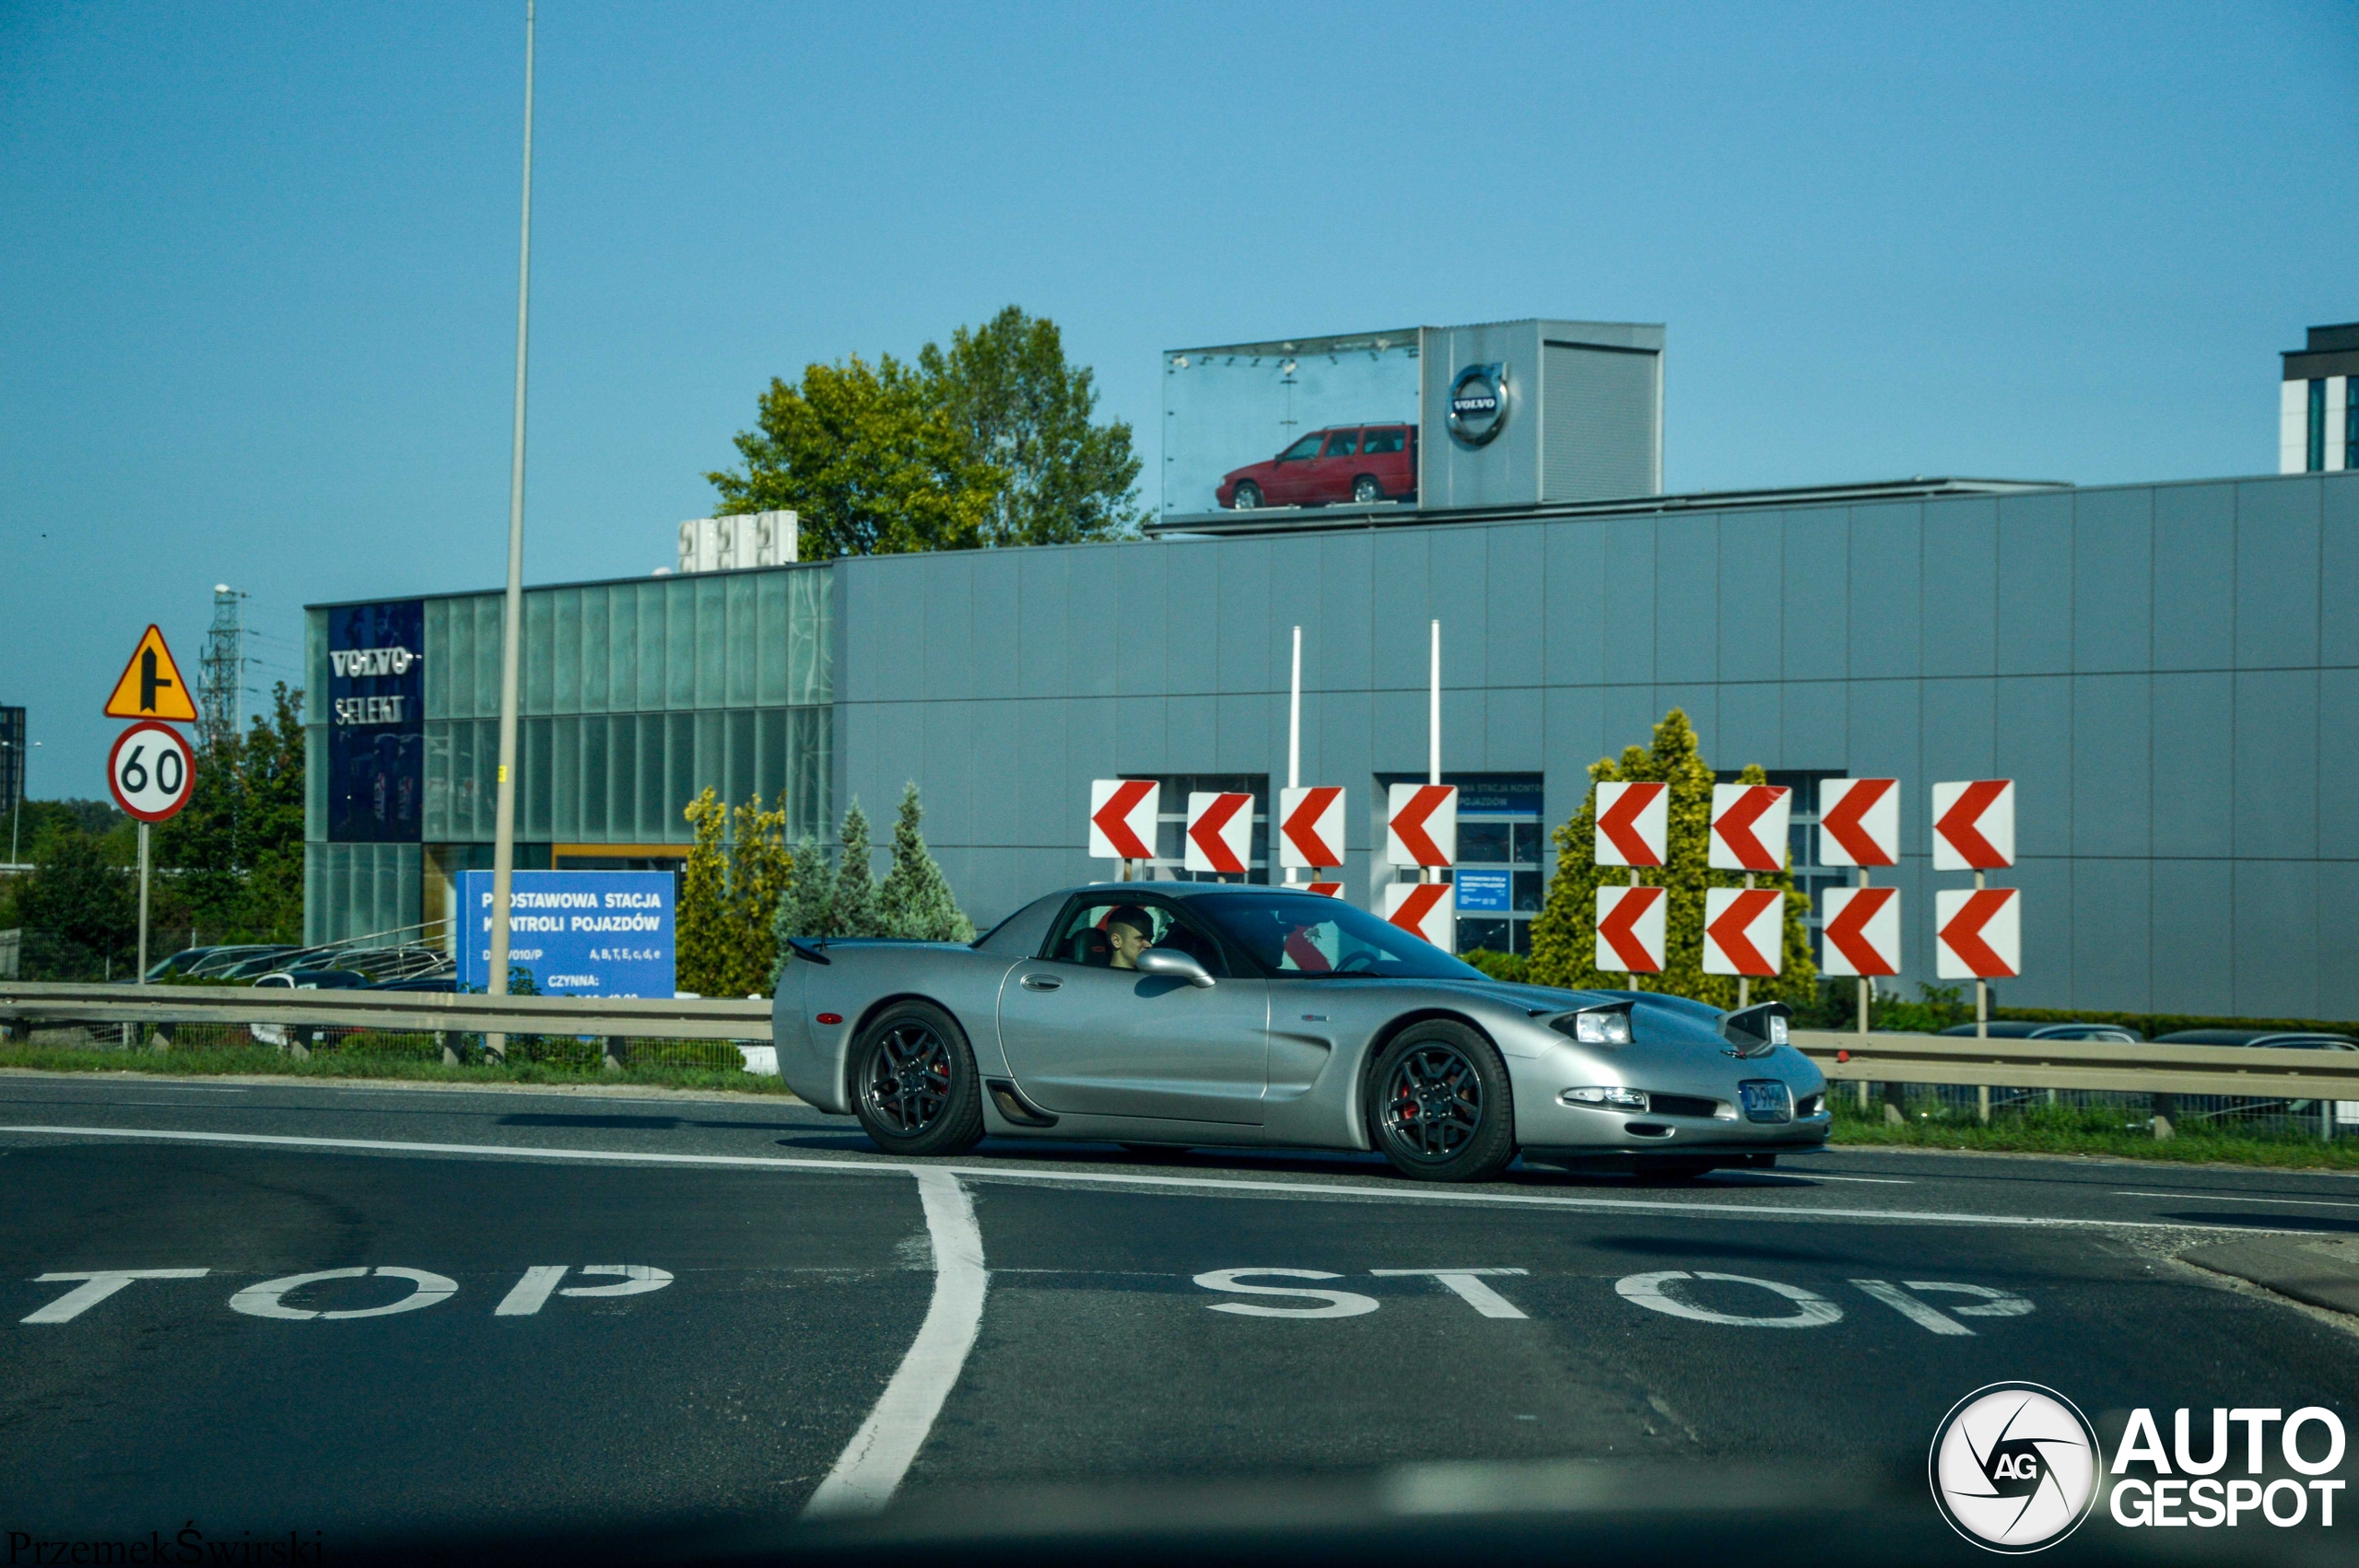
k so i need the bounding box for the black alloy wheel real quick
[1352,474,1383,504]
[851,1000,983,1156]
[1231,480,1262,509]
[1367,1021,1516,1182]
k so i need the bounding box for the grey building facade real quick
[311,468,2359,1023]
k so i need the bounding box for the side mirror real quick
[1722,1000,1791,1057]
[1135,949,1216,989]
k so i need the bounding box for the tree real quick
[774,835,832,942]
[152,683,306,943]
[1528,709,1815,1008]
[726,791,792,995]
[831,803,886,938]
[675,789,731,995]
[13,826,135,980]
[706,355,1001,558]
[920,306,1144,545]
[878,782,973,942]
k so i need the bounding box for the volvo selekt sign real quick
[1448,362,1509,446]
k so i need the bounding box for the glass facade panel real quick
[304,725,327,841]
[2348,377,2358,471]
[666,580,697,708]
[524,717,553,839]
[580,714,606,839]
[2309,378,2327,473]
[757,573,789,706]
[725,575,757,707]
[636,581,666,710]
[524,592,554,715]
[552,715,580,839]
[303,610,329,725]
[581,587,609,711]
[553,588,580,714]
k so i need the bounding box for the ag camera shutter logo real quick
[1447,362,1509,446]
[1930,1383,2102,1552]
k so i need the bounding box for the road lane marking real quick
[21,1269,208,1323]
[1193,1269,1381,1317]
[1368,1268,1531,1318]
[1763,1171,1912,1185]
[564,1264,672,1297]
[496,1266,570,1316]
[1849,1278,1974,1335]
[228,1266,457,1321]
[1615,1270,1843,1328]
[803,1171,986,1518]
[1906,1281,2033,1316]
[2114,1191,2359,1210]
[0,1122,2326,1233]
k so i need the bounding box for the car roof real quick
[2154,1028,2358,1047]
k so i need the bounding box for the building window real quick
[1378,773,1544,956]
[2309,378,2327,472]
[1137,774,1272,884]
[2347,377,2357,470]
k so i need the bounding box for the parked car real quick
[140,947,223,983]
[2152,1028,2358,1050]
[247,967,372,1047]
[1217,424,1416,509]
[1938,1021,2142,1042]
[184,944,299,978]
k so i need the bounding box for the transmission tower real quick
[200,585,248,749]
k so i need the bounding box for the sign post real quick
[1594,780,1668,989]
[1818,778,1900,1036]
[1089,778,1159,880]
[1708,783,1791,1009]
[106,719,196,989]
[1933,779,2017,1055]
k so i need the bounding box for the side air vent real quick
[985,1079,1057,1128]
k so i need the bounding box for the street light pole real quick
[486,0,535,1059]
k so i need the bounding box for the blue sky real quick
[3,1,2354,800]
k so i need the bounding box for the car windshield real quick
[1191,890,1489,980]
[1278,434,1322,460]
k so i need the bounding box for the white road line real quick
[803,1171,987,1517]
[0,1123,2321,1232]
[2113,1190,2359,1210]
[1764,1171,1912,1185]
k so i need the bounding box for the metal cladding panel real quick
[1653,515,1718,684]
[1421,321,1542,510]
[1781,680,1846,769]
[2324,475,2359,666]
[1064,549,1120,699]
[1921,498,1998,678]
[2005,855,2072,1008]
[2153,483,2236,671]
[2151,671,2232,857]
[1919,679,1996,797]
[2319,863,2359,1018]
[2151,858,2234,1014]
[1781,509,1849,680]
[1995,676,2071,860]
[1848,504,1922,681]
[1601,519,1657,685]
[923,556,976,702]
[1716,516,1781,684]
[1718,683,1779,771]
[1484,525,1545,687]
[2320,668,2359,860]
[1542,521,1607,686]
[2071,674,2151,859]
[2236,478,2321,670]
[1115,542,1171,696]
[2234,859,2318,1019]
[2233,669,2318,860]
[1995,491,2074,675]
[2071,487,2152,673]
[1541,341,1661,502]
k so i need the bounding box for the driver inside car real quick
[1104,906,1155,970]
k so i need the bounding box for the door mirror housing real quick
[1134,949,1216,989]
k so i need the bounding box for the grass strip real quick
[0,1044,790,1095]
[1829,1102,2359,1170]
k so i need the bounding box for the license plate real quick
[1739,1081,1791,1124]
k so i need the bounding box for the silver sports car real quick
[772,883,1830,1182]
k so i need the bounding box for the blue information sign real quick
[460,870,675,998]
[1454,869,1511,913]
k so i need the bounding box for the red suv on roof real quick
[1216,424,1416,509]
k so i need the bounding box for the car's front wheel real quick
[850,1000,984,1157]
[1367,1021,1516,1182]
[1230,480,1262,509]
[1352,474,1383,503]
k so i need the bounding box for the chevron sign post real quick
[1817,778,1899,868]
[1594,781,1668,868]
[1932,779,2014,871]
[1386,783,1456,868]
[1595,884,1666,975]
[1703,887,1782,977]
[1184,791,1252,875]
[1936,888,2020,979]
[1088,778,1159,865]
[1278,786,1345,871]
[1709,783,1791,872]
[1820,886,1900,977]
[1383,881,1454,949]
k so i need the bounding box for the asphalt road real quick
[2,1070,2355,1560]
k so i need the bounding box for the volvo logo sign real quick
[1447,362,1509,446]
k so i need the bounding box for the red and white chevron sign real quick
[1932,779,2014,871]
[1184,791,1252,874]
[1703,886,1783,976]
[1386,783,1457,868]
[1594,884,1666,974]
[1709,783,1791,872]
[1278,786,1345,869]
[1087,778,1159,860]
[1820,886,1900,977]
[1594,781,1668,868]
[1936,887,2020,979]
[1306,882,1344,898]
[1383,881,1454,948]
[1817,778,1899,869]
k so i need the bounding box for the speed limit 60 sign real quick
[109,720,195,823]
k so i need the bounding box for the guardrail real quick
[1790,1028,2359,1100]
[0,982,773,1042]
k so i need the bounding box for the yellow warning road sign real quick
[105,626,198,721]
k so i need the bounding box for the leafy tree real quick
[726,791,792,995]
[13,826,135,979]
[920,306,1143,545]
[675,789,731,995]
[151,684,306,943]
[1528,708,1815,1007]
[707,355,1000,558]
[831,803,886,938]
[774,835,833,942]
[878,782,973,942]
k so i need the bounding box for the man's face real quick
[1108,921,1152,967]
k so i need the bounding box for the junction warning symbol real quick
[104,626,198,721]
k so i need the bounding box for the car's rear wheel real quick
[1352,474,1383,503]
[1231,481,1262,509]
[1367,1021,1516,1182]
[851,1000,983,1157]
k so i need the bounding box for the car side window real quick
[1321,430,1359,457]
[1039,897,1226,977]
[1362,427,1405,454]
[1279,435,1322,462]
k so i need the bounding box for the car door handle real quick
[1020,974,1062,992]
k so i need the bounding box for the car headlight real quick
[1561,1010,1632,1045]
[1561,1085,1648,1110]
